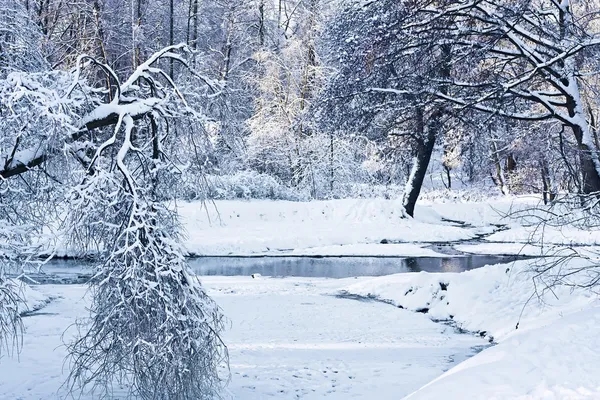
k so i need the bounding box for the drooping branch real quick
[0,44,213,181]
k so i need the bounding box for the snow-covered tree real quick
[0,34,228,397]
[321,0,457,216]
[393,0,600,196]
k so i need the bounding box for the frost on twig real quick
[502,193,600,299]
[0,222,35,358]
[0,276,24,358]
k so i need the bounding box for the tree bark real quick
[491,140,509,196]
[569,123,600,194]
[402,107,436,218]
[541,158,557,205]
[403,43,451,217]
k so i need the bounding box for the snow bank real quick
[486,225,600,245]
[5,279,51,314]
[455,242,550,256]
[180,199,483,256]
[424,195,537,226]
[405,306,600,399]
[455,243,600,258]
[343,259,600,399]
[286,243,447,257]
[21,283,50,313]
[343,259,596,340]
[42,196,563,257]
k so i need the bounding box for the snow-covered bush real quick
[179,170,308,201]
[0,0,47,76]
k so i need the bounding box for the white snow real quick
[0,278,485,399]
[485,225,600,246]
[43,196,558,257]
[179,199,484,256]
[9,196,600,399]
[456,242,600,258]
[405,307,600,399]
[286,243,447,257]
[343,258,600,399]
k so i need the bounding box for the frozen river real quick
[0,272,489,399]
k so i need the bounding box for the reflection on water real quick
[186,255,521,278]
[28,255,525,282]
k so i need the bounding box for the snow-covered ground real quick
[6,257,600,399]
[179,199,477,256]
[9,195,600,399]
[45,196,600,257]
[0,277,485,399]
[343,258,600,399]
[178,198,532,256]
[180,196,600,256]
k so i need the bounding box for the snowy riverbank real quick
[178,197,532,256]
[43,196,600,258]
[1,277,484,399]
[343,258,600,399]
[179,196,600,257]
[10,196,600,399]
[5,256,600,399]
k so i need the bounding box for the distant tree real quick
[321,0,457,216]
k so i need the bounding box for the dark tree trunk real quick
[572,124,600,194]
[443,165,451,190]
[506,154,517,173]
[169,0,174,78]
[541,159,556,205]
[258,1,265,47]
[330,133,334,195]
[403,107,436,218]
[403,44,451,217]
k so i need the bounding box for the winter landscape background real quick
[1,0,600,399]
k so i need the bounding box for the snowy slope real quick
[404,307,600,399]
[343,259,600,399]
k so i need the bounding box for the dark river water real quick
[24,254,526,283]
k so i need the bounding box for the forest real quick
[2,0,600,399]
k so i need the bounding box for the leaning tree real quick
[320,0,458,217]
[0,3,229,396]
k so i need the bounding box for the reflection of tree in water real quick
[441,258,465,273]
[40,256,528,279]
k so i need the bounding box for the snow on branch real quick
[0,44,213,181]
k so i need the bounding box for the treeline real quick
[5,0,600,213]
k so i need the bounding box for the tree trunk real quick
[258,0,265,47]
[221,12,234,81]
[169,0,174,78]
[402,107,435,218]
[491,140,509,195]
[329,133,334,195]
[443,165,451,190]
[570,123,600,194]
[540,158,557,205]
[403,43,451,217]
